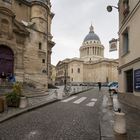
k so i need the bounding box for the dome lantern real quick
[89,24,94,33]
[83,24,100,43]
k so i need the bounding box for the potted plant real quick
[6,82,22,107]
[6,91,20,107]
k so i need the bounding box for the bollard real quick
[55,90,62,100]
[114,109,126,134]
[19,96,28,109]
[73,88,75,93]
[107,96,113,107]
[77,87,79,92]
[54,90,58,98]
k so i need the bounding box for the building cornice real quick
[119,1,140,34]
[31,1,50,11]
[0,6,15,17]
[118,57,140,70]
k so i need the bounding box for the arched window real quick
[71,68,73,73]
[77,68,80,73]
[39,42,42,50]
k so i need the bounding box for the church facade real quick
[0,0,55,89]
[56,25,118,85]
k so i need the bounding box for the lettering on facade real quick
[134,69,140,92]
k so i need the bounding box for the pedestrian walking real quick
[0,72,6,85]
[98,82,101,91]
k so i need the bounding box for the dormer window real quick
[123,0,129,17]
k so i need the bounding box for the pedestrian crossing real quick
[61,96,98,107]
[61,96,77,102]
[73,97,87,104]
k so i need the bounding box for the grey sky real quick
[51,0,118,65]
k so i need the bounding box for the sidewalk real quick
[1,87,140,140]
[100,90,140,140]
[0,91,59,123]
[0,86,92,123]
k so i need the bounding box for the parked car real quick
[108,82,118,87]
[109,83,118,93]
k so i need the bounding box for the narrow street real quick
[0,88,103,140]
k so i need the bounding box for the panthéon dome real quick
[83,25,100,43]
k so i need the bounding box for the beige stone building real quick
[50,65,56,85]
[0,0,55,89]
[56,25,118,85]
[118,0,140,108]
[55,59,70,85]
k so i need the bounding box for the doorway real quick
[125,69,133,93]
[0,45,14,75]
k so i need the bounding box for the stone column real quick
[89,47,91,55]
[95,47,97,55]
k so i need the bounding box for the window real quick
[122,28,129,55]
[78,68,80,73]
[42,59,45,63]
[125,69,133,92]
[71,68,73,73]
[123,0,129,17]
[39,42,42,50]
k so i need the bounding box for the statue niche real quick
[1,19,9,35]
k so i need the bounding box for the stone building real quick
[56,25,118,85]
[50,64,56,85]
[55,59,70,85]
[118,0,140,108]
[0,0,55,89]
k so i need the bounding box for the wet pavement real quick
[0,87,140,140]
[101,89,140,140]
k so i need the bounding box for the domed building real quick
[56,25,118,85]
[80,25,104,61]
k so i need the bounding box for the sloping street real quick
[0,89,102,140]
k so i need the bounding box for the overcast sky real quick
[51,0,119,65]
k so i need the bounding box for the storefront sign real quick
[134,69,140,92]
[109,38,118,52]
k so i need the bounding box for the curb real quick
[25,93,49,98]
[0,98,59,123]
[70,88,93,96]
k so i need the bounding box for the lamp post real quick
[107,5,119,12]
[64,62,67,93]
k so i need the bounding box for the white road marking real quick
[61,96,77,102]
[91,98,97,102]
[73,97,87,104]
[86,102,96,107]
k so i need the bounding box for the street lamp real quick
[64,62,67,93]
[107,5,119,12]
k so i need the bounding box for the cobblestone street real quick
[0,89,102,140]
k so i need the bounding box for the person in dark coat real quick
[0,72,6,85]
[98,82,101,91]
